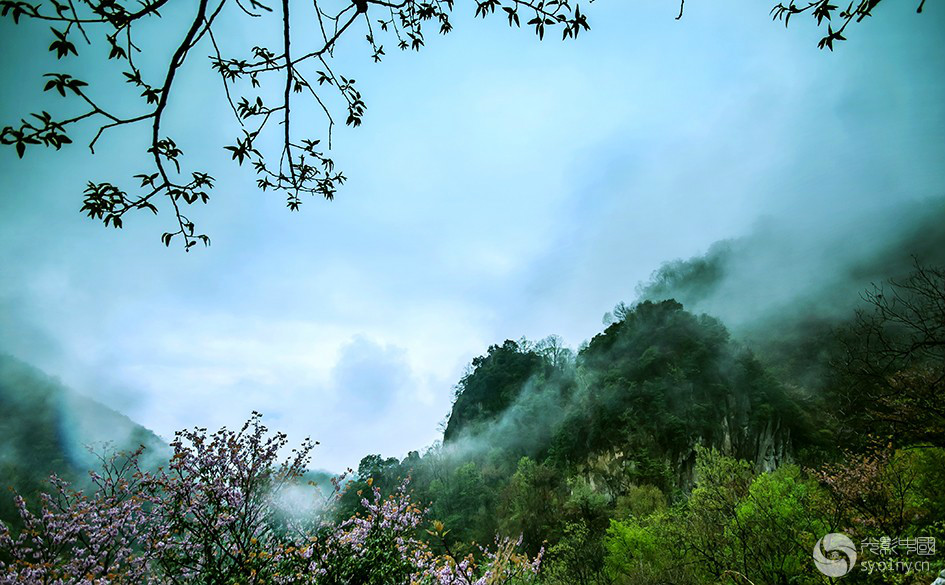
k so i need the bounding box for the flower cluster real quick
[0,415,540,585]
[314,478,542,585]
[0,448,154,584]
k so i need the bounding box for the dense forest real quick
[317,201,945,582]
[328,283,942,584]
[1,199,943,583]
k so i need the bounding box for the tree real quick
[0,414,544,584]
[443,340,547,443]
[498,457,565,554]
[769,0,924,51]
[835,261,945,448]
[604,512,698,585]
[816,444,945,538]
[426,461,497,548]
[0,0,924,248]
[532,335,575,370]
[543,520,612,585]
[662,449,836,585]
[0,0,589,249]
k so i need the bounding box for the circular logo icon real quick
[813,533,857,577]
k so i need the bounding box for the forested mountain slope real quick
[0,354,166,524]
[2,207,943,583]
[443,301,818,490]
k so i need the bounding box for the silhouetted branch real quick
[1,0,924,248]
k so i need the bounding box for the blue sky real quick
[1,0,943,470]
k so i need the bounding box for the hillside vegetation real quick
[1,255,942,583]
[0,355,166,526]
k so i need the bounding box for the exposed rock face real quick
[753,418,793,472]
[707,413,795,472]
[672,413,794,489]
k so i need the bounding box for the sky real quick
[0,0,943,471]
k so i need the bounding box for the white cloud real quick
[1,0,943,471]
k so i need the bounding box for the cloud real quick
[636,197,945,332]
[329,336,412,415]
[0,0,942,473]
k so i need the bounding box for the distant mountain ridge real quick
[0,354,167,524]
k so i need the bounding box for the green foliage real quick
[605,450,837,585]
[331,454,404,523]
[909,448,945,529]
[604,512,696,585]
[687,451,823,583]
[562,477,611,533]
[311,290,942,584]
[444,340,550,443]
[613,484,666,520]
[818,445,945,538]
[498,457,566,554]
[9,265,945,584]
[345,301,834,577]
[543,521,611,585]
[732,465,833,583]
[427,461,497,548]
[551,300,807,475]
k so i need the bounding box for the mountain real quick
[0,354,166,524]
[441,300,820,491]
[636,198,945,388]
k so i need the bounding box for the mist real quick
[433,195,945,471]
[635,196,945,338]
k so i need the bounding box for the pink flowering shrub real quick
[0,449,153,584]
[0,413,541,585]
[144,414,318,584]
[316,480,543,585]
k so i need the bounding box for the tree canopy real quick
[0,0,922,248]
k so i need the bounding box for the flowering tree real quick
[815,443,945,537]
[143,415,319,584]
[0,448,155,584]
[0,413,542,584]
